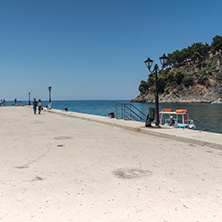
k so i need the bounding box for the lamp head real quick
[159,53,168,67]
[144,57,153,70]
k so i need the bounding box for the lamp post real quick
[28,92,31,105]
[48,86,52,104]
[144,53,168,127]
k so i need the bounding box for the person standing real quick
[38,99,42,114]
[3,99,5,106]
[14,98,17,106]
[33,98,38,115]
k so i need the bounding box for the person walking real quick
[33,98,38,115]
[38,99,42,114]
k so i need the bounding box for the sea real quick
[4,100,222,134]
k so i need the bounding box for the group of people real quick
[0,99,20,106]
[0,99,6,106]
[32,98,42,115]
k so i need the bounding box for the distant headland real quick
[132,35,222,103]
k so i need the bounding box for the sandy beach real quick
[0,106,222,222]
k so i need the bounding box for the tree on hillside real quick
[182,75,194,87]
[167,42,210,67]
[138,35,221,96]
[147,72,155,87]
[191,52,202,63]
[174,71,184,85]
[166,71,175,83]
[157,76,166,93]
[139,80,149,94]
[211,35,222,53]
[190,42,209,58]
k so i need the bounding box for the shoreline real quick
[5,103,222,134]
[41,106,222,150]
[131,100,213,104]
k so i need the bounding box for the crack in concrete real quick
[14,146,52,169]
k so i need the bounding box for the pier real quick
[0,106,222,221]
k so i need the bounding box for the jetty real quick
[0,106,222,222]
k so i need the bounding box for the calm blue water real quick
[4,100,222,134]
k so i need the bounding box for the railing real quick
[115,103,147,122]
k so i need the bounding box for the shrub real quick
[157,76,166,94]
[216,72,222,82]
[198,76,210,85]
[177,84,183,92]
[147,72,155,88]
[163,85,170,97]
[171,81,177,86]
[164,86,170,94]
[182,75,194,87]
[150,86,155,94]
[166,71,175,83]
[174,71,185,85]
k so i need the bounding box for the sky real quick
[0,0,222,101]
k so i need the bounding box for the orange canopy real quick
[162,109,173,112]
[176,109,189,113]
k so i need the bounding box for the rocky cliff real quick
[132,85,221,103]
[132,51,222,103]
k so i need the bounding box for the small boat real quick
[159,109,196,129]
[211,100,222,104]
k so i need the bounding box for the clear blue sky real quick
[0,0,222,101]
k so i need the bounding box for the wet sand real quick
[0,106,222,222]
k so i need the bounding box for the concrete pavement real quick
[46,107,222,150]
[0,106,222,222]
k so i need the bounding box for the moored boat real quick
[211,100,222,104]
[159,109,196,129]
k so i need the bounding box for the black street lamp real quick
[144,53,168,127]
[28,92,31,105]
[48,86,52,104]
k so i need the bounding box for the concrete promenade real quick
[46,107,222,150]
[0,106,222,222]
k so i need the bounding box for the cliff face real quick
[132,51,222,103]
[132,85,222,103]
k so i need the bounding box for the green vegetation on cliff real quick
[139,35,222,98]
